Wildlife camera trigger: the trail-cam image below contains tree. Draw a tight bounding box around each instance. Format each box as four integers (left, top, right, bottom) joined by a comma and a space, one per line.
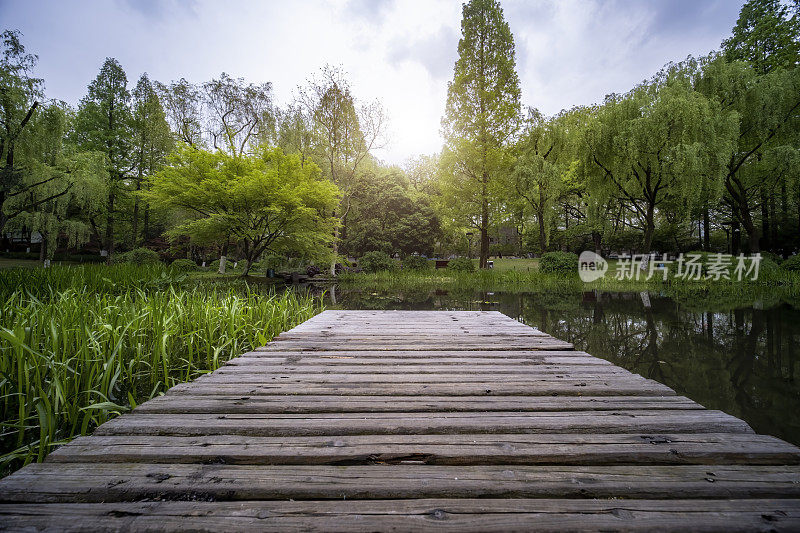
0, 30, 74, 235
130, 74, 173, 246
6, 104, 107, 264
586, 65, 737, 252
202, 73, 274, 158
299, 65, 386, 275
507, 108, 568, 254
441, 0, 521, 268
723, 0, 800, 75
697, 55, 800, 253
156, 78, 203, 147
342, 167, 441, 257
145, 144, 339, 275
73, 57, 132, 262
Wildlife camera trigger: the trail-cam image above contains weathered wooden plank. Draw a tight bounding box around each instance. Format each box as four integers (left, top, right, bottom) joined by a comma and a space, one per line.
93, 410, 752, 437
213, 364, 629, 375
141, 395, 702, 414
255, 341, 575, 351
3, 499, 799, 532
166, 381, 676, 396
47, 433, 800, 466
231, 353, 612, 365
3, 464, 799, 503
193, 373, 643, 385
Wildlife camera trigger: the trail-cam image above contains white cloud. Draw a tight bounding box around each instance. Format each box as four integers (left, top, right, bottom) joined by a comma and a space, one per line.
0, 0, 742, 164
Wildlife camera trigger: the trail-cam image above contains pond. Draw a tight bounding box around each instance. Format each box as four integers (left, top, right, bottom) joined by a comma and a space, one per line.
326, 286, 800, 447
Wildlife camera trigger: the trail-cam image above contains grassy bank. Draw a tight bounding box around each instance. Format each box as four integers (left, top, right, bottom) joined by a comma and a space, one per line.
0, 264, 323, 473
337, 263, 800, 310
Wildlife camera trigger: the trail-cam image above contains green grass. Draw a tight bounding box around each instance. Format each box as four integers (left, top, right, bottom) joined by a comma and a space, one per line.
0, 264, 323, 474
339, 262, 800, 307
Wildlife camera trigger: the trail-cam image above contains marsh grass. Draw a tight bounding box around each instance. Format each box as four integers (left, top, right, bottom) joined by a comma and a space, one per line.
0, 265, 322, 474
337, 267, 800, 305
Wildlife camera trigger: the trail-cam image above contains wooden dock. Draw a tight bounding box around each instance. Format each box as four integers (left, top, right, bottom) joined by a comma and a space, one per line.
2, 310, 800, 531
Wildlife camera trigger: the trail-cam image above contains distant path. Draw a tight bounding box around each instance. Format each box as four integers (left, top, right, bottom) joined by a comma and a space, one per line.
2, 310, 800, 531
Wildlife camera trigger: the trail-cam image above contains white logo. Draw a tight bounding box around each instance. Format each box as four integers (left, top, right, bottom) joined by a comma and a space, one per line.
579, 251, 608, 282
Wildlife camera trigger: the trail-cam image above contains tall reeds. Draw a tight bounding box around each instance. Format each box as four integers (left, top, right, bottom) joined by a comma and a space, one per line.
0, 265, 322, 473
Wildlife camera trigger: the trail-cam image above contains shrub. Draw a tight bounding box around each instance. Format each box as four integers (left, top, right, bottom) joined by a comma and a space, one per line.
539, 251, 579, 274
169, 258, 198, 272
359, 251, 397, 273
447, 257, 475, 272
781, 255, 800, 272
403, 255, 431, 270
113, 247, 161, 266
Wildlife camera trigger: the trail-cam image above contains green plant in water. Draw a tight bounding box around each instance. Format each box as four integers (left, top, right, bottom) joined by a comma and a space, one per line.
0, 268, 323, 474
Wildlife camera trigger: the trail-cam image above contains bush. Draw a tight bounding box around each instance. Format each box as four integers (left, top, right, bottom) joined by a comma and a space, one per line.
781, 255, 800, 272
403, 255, 431, 270
359, 251, 397, 273
169, 258, 198, 272
539, 251, 579, 274
113, 247, 161, 266
447, 257, 475, 272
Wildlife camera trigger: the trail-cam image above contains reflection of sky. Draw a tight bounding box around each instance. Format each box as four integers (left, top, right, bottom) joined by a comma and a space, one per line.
0, 0, 742, 164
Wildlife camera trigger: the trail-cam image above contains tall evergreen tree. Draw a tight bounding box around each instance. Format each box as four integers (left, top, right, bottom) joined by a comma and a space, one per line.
131, 73, 173, 246
441, 0, 521, 268
74, 58, 132, 262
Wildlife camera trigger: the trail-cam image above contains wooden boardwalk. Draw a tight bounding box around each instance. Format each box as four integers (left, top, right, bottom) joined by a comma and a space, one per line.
2, 310, 800, 531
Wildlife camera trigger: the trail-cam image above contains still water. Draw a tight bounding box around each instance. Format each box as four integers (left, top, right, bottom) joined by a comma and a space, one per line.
327, 287, 800, 446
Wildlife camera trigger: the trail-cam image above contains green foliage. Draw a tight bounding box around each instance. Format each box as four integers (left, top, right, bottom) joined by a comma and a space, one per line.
782, 255, 800, 272
539, 251, 579, 274
359, 251, 398, 273
112, 247, 161, 265
0, 266, 323, 472
440, 0, 522, 267
343, 168, 441, 257
145, 145, 340, 275
403, 255, 431, 270
169, 258, 198, 272
723, 0, 800, 74
448, 257, 476, 272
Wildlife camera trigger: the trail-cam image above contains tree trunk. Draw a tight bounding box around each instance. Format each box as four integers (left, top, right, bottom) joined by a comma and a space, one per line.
537, 208, 547, 254
143, 205, 150, 244
131, 198, 139, 249
703, 206, 710, 251
760, 186, 769, 251
479, 173, 489, 269
39, 233, 47, 263
330, 224, 339, 277
642, 203, 655, 253
105, 189, 115, 264
592, 231, 602, 255
218, 241, 229, 274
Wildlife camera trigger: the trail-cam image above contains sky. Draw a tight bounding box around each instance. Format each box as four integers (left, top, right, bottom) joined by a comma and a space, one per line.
0, 0, 744, 165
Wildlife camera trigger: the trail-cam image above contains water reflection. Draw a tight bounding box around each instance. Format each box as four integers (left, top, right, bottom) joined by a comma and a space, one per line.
330, 288, 800, 446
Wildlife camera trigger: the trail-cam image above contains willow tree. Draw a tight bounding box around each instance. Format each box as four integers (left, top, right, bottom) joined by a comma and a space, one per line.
506, 108, 571, 254
0, 30, 76, 236
696, 56, 800, 253
586, 66, 737, 253
8, 104, 107, 264
440, 0, 521, 268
